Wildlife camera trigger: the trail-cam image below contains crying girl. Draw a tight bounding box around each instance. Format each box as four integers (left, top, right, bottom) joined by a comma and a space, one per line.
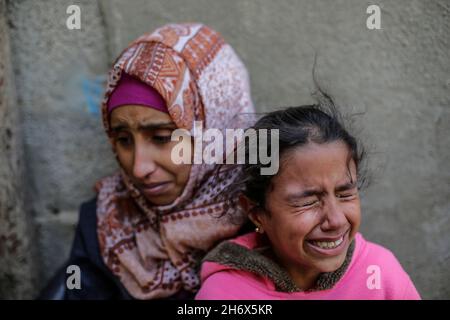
195, 94, 421, 300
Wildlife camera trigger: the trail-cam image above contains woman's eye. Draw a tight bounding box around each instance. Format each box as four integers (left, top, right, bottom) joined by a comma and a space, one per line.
116, 136, 132, 146
152, 135, 172, 144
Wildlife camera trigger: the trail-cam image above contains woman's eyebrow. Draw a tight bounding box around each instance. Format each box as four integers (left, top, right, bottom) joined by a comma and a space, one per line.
110, 121, 176, 132
137, 122, 176, 131
110, 124, 126, 133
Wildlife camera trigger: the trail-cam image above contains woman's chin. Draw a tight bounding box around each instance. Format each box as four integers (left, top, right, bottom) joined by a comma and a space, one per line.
142, 188, 182, 206
144, 194, 175, 206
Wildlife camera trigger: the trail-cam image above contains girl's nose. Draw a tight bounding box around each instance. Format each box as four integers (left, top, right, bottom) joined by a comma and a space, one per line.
320, 198, 347, 232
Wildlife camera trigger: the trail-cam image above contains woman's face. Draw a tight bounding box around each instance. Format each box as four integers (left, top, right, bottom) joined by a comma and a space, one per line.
110, 105, 192, 205
255, 141, 361, 277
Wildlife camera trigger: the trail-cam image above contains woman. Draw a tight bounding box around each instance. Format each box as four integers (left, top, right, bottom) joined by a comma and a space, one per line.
40, 23, 254, 299
196, 98, 421, 300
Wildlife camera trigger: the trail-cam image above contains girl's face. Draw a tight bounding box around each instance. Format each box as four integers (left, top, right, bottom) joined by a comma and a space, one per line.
254, 141, 361, 280
110, 105, 192, 205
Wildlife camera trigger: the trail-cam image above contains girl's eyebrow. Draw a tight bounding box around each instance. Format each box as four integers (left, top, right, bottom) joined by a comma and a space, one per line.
111, 121, 176, 132
284, 181, 357, 202
335, 181, 357, 192
285, 188, 324, 202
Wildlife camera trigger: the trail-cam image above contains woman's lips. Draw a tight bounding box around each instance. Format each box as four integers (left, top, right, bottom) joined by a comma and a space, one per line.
139, 181, 171, 196
305, 229, 350, 256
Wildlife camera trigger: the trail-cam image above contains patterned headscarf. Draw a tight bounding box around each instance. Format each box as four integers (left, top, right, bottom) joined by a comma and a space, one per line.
95, 23, 255, 299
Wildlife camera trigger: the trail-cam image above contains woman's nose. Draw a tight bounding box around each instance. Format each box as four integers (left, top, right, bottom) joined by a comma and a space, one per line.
132, 143, 157, 180
320, 198, 347, 231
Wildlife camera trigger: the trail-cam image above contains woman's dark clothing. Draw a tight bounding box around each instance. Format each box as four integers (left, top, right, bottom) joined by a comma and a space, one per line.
38, 198, 194, 300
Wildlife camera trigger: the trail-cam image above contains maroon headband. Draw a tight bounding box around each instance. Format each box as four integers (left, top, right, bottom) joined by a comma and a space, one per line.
107, 73, 168, 114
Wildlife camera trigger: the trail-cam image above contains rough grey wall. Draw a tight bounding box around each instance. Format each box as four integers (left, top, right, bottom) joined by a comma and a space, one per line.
0, 0, 36, 299
5, 0, 118, 297
1, 0, 449, 299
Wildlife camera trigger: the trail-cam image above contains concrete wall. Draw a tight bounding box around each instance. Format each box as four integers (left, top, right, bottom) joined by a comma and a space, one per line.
0, 0, 35, 299
1, 0, 448, 299
3, 0, 117, 297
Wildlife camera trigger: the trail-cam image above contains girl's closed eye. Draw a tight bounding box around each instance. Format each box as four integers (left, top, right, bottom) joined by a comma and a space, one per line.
292, 197, 320, 208
336, 191, 357, 200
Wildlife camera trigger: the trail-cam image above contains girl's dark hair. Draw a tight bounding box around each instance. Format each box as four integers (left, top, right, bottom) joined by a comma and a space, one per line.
240, 89, 368, 212
211, 86, 368, 221
212, 87, 369, 227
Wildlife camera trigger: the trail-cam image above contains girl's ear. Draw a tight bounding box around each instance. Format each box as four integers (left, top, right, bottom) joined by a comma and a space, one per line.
238, 194, 265, 228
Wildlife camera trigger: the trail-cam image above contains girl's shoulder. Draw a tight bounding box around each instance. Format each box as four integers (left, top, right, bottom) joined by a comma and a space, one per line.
354, 233, 397, 262
353, 233, 407, 273
197, 232, 421, 300
197, 232, 284, 300
348, 233, 421, 299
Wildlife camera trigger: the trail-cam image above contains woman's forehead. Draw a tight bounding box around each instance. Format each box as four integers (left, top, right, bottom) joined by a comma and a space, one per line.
110, 105, 174, 128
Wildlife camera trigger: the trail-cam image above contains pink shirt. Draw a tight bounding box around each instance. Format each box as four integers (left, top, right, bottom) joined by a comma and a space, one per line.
196, 233, 420, 300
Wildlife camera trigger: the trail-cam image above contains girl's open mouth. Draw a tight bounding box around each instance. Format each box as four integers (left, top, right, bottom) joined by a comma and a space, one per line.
309, 237, 344, 249
305, 229, 350, 256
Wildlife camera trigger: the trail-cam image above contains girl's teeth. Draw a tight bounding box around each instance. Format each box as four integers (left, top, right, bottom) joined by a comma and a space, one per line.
311, 237, 343, 249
